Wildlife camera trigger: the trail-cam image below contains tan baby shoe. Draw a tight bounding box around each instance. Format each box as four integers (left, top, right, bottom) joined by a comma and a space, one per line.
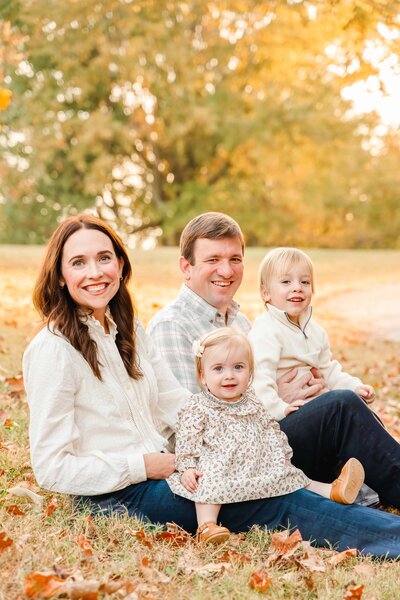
330, 458, 365, 504
196, 521, 230, 544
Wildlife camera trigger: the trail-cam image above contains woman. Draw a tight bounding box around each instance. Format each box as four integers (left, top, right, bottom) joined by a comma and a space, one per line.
23, 214, 400, 559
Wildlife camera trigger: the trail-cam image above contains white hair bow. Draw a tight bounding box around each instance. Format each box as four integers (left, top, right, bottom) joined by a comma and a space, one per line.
192, 339, 205, 358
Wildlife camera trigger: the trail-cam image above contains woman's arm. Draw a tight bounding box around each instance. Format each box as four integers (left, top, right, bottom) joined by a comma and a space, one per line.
23, 333, 148, 495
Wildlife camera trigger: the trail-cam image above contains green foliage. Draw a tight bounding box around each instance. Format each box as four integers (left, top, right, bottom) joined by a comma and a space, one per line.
1, 0, 400, 246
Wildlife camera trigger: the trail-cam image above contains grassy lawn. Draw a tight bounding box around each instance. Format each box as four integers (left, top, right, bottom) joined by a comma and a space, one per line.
1, 246, 400, 599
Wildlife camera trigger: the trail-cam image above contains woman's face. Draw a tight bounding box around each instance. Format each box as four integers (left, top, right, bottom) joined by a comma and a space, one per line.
60, 228, 124, 326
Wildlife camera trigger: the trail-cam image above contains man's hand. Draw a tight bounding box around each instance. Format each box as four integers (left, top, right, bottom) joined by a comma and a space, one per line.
277, 368, 327, 405
355, 384, 375, 404
181, 468, 202, 493
144, 453, 176, 479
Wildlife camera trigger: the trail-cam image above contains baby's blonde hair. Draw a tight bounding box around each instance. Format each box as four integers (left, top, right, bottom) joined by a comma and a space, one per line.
259, 247, 315, 303
195, 327, 254, 387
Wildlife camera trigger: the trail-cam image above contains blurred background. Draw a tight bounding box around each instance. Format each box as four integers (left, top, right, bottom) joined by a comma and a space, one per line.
1, 0, 399, 248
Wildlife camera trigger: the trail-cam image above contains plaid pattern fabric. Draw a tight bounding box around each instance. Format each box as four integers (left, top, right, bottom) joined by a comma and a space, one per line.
147, 284, 251, 393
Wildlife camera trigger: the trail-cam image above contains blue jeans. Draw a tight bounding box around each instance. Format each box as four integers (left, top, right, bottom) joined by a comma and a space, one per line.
79, 481, 400, 559
279, 390, 400, 508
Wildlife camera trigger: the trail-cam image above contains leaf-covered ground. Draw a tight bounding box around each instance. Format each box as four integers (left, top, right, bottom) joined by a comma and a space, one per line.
1, 246, 400, 599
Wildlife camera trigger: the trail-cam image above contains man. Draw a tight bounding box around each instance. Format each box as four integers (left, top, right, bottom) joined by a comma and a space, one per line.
147, 212, 400, 509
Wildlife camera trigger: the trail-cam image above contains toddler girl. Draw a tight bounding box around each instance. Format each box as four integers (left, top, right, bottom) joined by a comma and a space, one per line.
167, 328, 364, 544
249, 247, 375, 421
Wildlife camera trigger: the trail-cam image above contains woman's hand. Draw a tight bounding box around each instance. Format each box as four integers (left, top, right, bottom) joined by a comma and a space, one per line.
181, 468, 202, 493
143, 453, 176, 479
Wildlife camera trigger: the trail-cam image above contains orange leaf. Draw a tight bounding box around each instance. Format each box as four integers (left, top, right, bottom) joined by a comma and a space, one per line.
76, 535, 94, 557
3, 419, 14, 428
132, 529, 153, 547
271, 528, 303, 555
45, 498, 59, 517
329, 548, 358, 565
0, 531, 13, 552
6, 504, 25, 516
5, 375, 25, 398
248, 568, 272, 592
23, 572, 66, 599
344, 583, 364, 599
219, 549, 251, 564
156, 530, 190, 546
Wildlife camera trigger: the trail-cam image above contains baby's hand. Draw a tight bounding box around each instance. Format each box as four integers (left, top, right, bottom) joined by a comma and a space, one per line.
181, 468, 202, 493
355, 384, 375, 404
284, 399, 308, 416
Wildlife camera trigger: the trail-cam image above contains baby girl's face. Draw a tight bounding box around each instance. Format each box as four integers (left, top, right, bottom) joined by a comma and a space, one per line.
201, 343, 250, 402
264, 261, 313, 324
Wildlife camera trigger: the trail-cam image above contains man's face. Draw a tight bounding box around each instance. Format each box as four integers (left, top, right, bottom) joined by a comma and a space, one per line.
180, 237, 244, 313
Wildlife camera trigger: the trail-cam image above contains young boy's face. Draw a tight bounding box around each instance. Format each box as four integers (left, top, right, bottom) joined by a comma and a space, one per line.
263, 261, 313, 324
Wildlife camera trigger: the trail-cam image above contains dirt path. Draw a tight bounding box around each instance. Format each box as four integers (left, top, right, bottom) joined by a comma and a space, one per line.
321, 283, 400, 342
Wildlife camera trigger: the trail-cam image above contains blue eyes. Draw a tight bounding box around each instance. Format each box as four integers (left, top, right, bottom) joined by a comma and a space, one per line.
212, 364, 244, 372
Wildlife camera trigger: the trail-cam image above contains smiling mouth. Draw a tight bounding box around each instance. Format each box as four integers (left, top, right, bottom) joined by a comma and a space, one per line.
84, 283, 108, 293
288, 298, 304, 302
211, 281, 232, 287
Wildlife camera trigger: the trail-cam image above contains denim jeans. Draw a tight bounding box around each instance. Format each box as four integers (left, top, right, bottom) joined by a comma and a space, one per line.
78, 481, 400, 559
279, 390, 400, 508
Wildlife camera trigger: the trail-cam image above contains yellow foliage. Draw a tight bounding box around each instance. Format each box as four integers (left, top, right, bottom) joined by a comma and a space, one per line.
0, 88, 12, 111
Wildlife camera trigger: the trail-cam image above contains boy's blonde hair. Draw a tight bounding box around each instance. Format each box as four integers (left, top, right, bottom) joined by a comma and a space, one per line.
259, 247, 315, 303
194, 327, 254, 387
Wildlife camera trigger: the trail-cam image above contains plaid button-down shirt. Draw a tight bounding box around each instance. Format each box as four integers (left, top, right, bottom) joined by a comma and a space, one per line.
147, 284, 251, 393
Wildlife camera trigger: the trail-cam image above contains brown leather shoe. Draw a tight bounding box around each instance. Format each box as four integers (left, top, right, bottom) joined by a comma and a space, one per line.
330, 458, 365, 504
196, 522, 230, 544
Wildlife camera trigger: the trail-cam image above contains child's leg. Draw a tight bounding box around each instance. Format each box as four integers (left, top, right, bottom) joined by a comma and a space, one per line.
306, 458, 365, 505
195, 503, 221, 526
195, 503, 230, 544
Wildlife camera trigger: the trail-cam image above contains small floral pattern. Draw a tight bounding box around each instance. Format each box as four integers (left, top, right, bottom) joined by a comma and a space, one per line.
167, 386, 310, 504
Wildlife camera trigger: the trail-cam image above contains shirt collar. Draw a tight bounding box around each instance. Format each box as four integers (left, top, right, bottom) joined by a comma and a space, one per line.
80, 307, 118, 339
181, 284, 241, 326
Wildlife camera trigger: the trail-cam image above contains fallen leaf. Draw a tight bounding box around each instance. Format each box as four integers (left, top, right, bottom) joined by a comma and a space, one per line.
130, 528, 154, 547
248, 568, 272, 592
344, 583, 364, 599
3, 418, 14, 428
76, 535, 94, 557
0, 531, 13, 553
329, 548, 358, 565
45, 497, 59, 516
219, 549, 251, 564
23, 571, 66, 598
139, 556, 171, 583
271, 528, 303, 556
5, 374, 25, 398
6, 504, 25, 516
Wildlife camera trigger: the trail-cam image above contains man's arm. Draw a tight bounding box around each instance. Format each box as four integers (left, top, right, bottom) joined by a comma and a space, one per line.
147, 318, 200, 393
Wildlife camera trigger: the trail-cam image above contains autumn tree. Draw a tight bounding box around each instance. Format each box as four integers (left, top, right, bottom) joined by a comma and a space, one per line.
1, 0, 399, 246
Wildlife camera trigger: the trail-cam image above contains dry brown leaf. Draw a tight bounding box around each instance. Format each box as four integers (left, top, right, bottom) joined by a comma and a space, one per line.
45, 497, 59, 516
6, 504, 25, 516
128, 527, 154, 547
271, 528, 303, 556
248, 568, 272, 592
219, 548, 251, 564
295, 542, 326, 573
76, 535, 94, 557
23, 571, 67, 598
344, 583, 364, 599
3, 418, 14, 428
5, 374, 25, 398
329, 548, 358, 566
0, 531, 13, 553
156, 529, 191, 545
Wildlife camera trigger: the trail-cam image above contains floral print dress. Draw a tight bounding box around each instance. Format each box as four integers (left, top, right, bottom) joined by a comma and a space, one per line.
167, 387, 310, 504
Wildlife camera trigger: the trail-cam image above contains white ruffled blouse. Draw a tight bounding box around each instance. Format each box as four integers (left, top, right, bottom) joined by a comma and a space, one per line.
23, 312, 189, 496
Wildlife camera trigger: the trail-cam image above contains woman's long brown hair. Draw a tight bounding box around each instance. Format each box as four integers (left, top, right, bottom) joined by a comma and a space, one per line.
33, 214, 142, 380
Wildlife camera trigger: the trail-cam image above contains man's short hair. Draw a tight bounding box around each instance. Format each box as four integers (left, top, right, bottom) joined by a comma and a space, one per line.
180, 212, 245, 264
